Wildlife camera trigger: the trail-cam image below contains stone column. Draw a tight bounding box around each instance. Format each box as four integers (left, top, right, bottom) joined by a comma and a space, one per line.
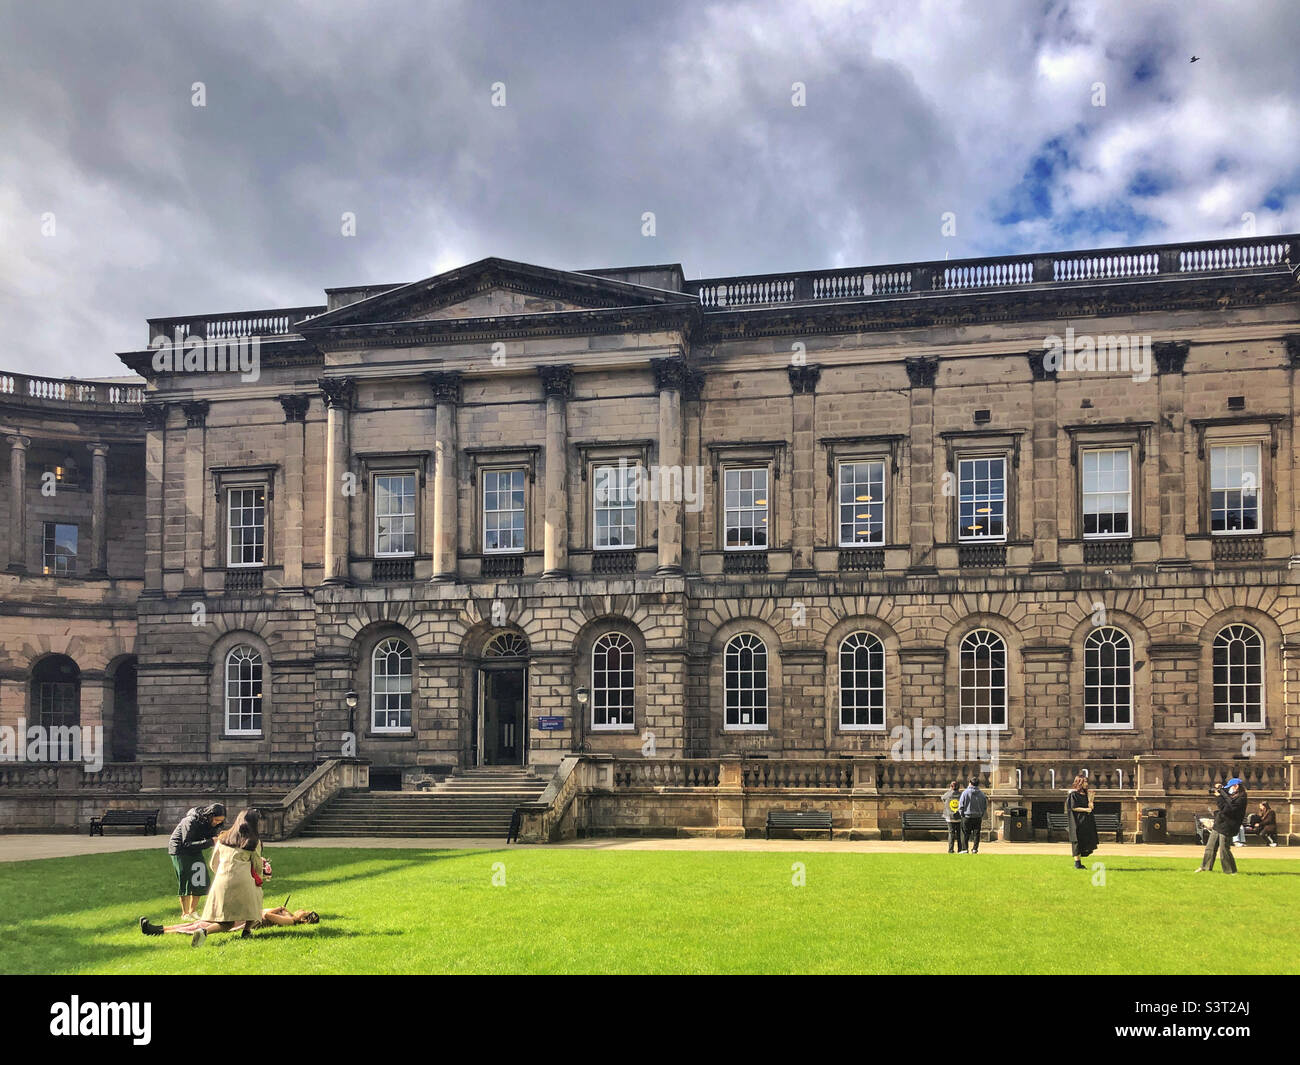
142, 403, 167, 593
1027, 352, 1060, 569
1154, 341, 1189, 565
788, 364, 821, 576
682, 370, 705, 574
5, 434, 30, 572
180, 401, 209, 592
904, 357, 939, 574
318, 378, 355, 586
538, 365, 572, 579
89, 443, 109, 575
652, 357, 686, 576
279, 394, 310, 589
428, 372, 461, 582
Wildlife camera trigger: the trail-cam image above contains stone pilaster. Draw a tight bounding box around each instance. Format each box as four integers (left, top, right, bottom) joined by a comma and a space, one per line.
652, 357, 687, 576
1285, 336, 1300, 563
279, 394, 310, 589
538, 365, 572, 578
1027, 351, 1060, 569
904, 356, 939, 574
788, 364, 820, 575
180, 401, 209, 593
428, 372, 461, 582
1154, 342, 1190, 565
90, 443, 109, 575
318, 378, 355, 586
5, 434, 30, 572
142, 402, 167, 593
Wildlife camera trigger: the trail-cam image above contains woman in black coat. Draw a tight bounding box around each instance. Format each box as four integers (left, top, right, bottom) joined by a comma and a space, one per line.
1066, 774, 1099, 869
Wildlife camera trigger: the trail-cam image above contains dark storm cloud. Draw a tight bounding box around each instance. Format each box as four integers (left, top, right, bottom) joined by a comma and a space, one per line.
0, 0, 1296, 377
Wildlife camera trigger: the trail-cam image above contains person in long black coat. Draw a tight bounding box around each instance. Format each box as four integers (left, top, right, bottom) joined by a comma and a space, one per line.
1066, 774, 1098, 869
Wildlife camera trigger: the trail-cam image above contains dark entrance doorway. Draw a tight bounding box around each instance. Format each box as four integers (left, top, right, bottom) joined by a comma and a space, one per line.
110, 658, 138, 762
479, 666, 526, 765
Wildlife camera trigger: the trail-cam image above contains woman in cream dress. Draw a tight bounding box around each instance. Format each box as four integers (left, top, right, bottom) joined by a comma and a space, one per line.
200, 808, 267, 930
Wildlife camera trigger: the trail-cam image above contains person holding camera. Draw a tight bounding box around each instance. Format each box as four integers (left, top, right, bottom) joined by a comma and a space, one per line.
167, 802, 226, 919
1196, 778, 1248, 874
198, 808, 270, 933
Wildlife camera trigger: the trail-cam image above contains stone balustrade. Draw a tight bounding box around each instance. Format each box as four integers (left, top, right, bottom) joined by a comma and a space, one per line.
690, 234, 1294, 309
0, 371, 145, 409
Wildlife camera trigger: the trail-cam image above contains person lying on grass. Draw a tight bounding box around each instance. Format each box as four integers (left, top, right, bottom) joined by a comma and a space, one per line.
139, 907, 320, 946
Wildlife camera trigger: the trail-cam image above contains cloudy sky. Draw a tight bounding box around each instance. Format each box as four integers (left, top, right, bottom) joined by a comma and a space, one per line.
1, 0, 1297, 378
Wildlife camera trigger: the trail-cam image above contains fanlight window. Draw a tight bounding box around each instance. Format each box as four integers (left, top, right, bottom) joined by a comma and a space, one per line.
484, 632, 529, 659
224, 646, 263, 735
839, 631, 885, 729
724, 633, 768, 729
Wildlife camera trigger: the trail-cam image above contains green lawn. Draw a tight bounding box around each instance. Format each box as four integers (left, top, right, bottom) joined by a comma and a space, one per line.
0, 847, 1295, 974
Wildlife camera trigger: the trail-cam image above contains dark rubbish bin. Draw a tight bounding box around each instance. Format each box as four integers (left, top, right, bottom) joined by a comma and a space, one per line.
1002, 806, 1032, 842
1142, 807, 1167, 843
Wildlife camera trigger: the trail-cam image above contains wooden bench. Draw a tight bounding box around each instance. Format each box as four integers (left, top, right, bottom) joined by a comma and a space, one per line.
88, 809, 160, 837
900, 811, 957, 841
765, 810, 832, 840
1048, 812, 1123, 843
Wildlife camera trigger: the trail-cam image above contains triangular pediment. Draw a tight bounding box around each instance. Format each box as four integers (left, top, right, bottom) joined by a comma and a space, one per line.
299, 257, 693, 331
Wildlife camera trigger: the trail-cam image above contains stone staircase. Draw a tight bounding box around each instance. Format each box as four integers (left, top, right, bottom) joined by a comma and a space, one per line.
296, 766, 552, 838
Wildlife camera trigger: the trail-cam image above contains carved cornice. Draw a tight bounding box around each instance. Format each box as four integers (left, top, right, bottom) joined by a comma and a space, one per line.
788, 364, 821, 395
426, 371, 462, 405
1152, 340, 1190, 375
1283, 334, 1300, 368
278, 394, 310, 422
904, 356, 939, 389
684, 369, 706, 402
141, 402, 169, 430
651, 356, 689, 393
181, 400, 209, 429
538, 364, 573, 399
1027, 349, 1057, 382
318, 377, 356, 411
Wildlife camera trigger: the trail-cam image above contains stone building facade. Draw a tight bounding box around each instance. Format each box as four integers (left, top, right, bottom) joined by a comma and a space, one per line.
3, 234, 1300, 830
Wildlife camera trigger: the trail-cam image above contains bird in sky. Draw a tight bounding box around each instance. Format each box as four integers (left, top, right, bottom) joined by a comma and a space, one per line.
1190, 56, 1200, 63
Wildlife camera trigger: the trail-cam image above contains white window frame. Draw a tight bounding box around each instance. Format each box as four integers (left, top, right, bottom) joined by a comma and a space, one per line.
837, 460, 886, 547
724, 633, 768, 730
224, 646, 263, 736
958, 629, 1007, 730
1209, 443, 1262, 536
723, 466, 769, 551
1083, 627, 1133, 729
1081, 447, 1132, 540
1212, 624, 1265, 729
593, 463, 638, 550
373, 471, 418, 557
482, 467, 526, 554
957, 456, 1007, 542
225, 486, 266, 568
41, 522, 78, 576
839, 631, 886, 731
591, 632, 635, 730
371, 638, 414, 733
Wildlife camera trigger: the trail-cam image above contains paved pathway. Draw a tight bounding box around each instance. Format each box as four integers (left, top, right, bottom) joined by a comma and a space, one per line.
1, 832, 1294, 862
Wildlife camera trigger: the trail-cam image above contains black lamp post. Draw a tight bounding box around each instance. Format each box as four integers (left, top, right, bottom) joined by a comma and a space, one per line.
345, 689, 358, 739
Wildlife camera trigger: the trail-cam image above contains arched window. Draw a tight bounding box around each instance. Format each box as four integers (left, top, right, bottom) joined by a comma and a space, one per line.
959, 630, 1006, 728
839, 631, 885, 729
1084, 627, 1132, 728
224, 646, 263, 735
32, 655, 80, 758
724, 633, 767, 730
372, 638, 413, 732
1213, 624, 1264, 726
592, 632, 635, 729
